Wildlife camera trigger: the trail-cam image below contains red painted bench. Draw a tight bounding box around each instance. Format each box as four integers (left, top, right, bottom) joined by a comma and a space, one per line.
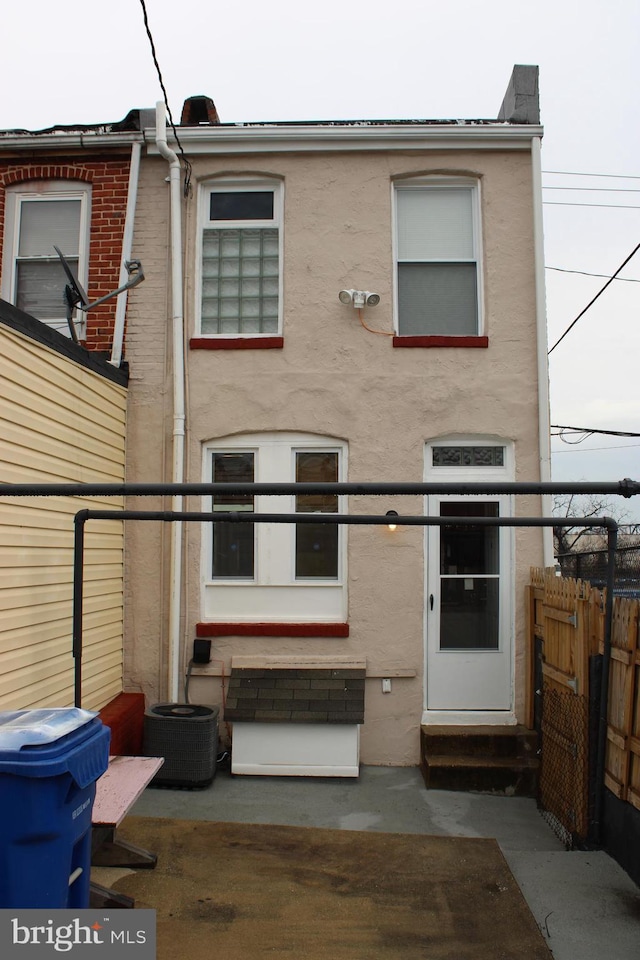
90, 755, 163, 908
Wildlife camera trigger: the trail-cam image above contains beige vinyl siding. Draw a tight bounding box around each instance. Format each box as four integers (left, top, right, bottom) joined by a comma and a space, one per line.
0, 325, 127, 711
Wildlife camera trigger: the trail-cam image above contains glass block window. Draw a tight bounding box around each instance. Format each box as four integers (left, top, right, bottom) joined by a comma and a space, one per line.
200, 184, 281, 336
395, 182, 480, 336
432, 446, 505, 467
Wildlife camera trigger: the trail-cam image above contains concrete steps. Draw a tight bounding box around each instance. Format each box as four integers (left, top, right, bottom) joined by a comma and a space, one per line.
420, 725, 539, 796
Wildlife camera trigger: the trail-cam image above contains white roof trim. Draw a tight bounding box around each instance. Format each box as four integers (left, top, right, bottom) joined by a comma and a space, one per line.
145, 123, 543, 155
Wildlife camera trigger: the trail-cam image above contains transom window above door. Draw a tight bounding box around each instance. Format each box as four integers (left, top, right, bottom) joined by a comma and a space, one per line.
199, 181, 282, 337
394, 180, 482, 339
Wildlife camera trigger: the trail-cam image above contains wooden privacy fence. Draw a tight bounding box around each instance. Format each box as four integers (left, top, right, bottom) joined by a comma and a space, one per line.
528, 568, 640, 844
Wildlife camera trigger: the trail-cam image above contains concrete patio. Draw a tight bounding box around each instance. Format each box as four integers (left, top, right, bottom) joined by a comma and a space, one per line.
127, 765, 640, 960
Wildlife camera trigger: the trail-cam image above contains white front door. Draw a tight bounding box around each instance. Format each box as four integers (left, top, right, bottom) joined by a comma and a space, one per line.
426, 495, 513, 714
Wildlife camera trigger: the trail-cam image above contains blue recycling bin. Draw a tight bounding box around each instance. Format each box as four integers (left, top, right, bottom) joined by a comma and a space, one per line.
0, 708, 110, 908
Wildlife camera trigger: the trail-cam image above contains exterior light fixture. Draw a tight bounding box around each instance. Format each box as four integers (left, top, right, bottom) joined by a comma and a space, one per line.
386, 510, 399, 531
338, 289, 380, 308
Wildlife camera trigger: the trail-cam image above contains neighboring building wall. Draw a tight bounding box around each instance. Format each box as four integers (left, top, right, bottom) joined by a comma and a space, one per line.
0, 157, 131, 351
0, 312, 127, 711
125, 145, 545, 764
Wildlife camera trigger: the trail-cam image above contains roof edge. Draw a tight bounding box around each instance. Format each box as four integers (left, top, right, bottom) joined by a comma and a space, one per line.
0, 299, 128, 387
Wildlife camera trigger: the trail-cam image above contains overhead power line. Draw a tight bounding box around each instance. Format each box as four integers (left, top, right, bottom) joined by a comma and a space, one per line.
548, 241, 640, 354
544, 186, 640, 193
543, 170, 640, 180
544, 201, 640, 209
546, 266, 640, 282
551, 425, 640, 439
138, 0, 192, 197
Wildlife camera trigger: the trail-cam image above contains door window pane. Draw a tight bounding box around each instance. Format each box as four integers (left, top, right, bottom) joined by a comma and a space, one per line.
440, 578, 499, 650
440, 502, 499, 575
439, 501, 499, 650
295, 452, 339, 579
211, 453, 254, 579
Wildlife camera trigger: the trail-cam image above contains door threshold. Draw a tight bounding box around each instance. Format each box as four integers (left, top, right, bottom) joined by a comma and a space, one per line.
422, 710, 516, 726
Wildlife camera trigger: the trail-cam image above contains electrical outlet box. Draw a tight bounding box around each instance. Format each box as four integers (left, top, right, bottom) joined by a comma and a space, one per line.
193, 638, 212, 664
382, 678, 392, 694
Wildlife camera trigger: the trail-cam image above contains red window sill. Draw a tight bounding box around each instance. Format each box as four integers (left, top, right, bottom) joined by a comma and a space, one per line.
190, 337, 284, 350
196, 622, 350, 638
392, 335, 488, 348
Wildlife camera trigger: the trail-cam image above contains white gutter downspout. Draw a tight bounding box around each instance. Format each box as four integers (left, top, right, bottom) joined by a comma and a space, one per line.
532, 135, 554, 567
156, 102, 186, 702
110, 141, 142, 367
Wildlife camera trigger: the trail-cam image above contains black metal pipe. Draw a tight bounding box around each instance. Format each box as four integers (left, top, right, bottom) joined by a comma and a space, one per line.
592, 519, 619, 844
1, 479, 640, 498
69, 508, 614, 710
72, 511, 89, 708
75, 510, 617, 527
65, 500, 619, 850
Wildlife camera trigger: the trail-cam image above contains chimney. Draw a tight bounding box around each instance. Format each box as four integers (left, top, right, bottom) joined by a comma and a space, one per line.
497, 65, 540, 124
180, 96, 220, 126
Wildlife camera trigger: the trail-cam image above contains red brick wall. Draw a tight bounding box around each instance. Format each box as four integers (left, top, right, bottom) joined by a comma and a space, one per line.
0, 156, 131, 352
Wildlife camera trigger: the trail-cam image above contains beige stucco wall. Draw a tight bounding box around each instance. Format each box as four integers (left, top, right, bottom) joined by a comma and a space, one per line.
125, 145, 545, 765
0, 323, 127, 711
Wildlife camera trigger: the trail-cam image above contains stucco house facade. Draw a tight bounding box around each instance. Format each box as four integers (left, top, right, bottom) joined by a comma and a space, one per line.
122, 65, 551, 769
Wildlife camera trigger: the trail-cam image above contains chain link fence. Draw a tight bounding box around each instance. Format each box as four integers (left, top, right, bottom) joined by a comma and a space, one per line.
556, 544, 640, 598
538, 683, 592, 847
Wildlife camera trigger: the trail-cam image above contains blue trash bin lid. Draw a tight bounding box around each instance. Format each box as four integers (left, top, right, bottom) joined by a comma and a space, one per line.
0, 708, 97, 751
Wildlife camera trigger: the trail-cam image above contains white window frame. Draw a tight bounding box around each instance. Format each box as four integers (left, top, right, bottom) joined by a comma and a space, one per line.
201, 432, 347, 622
392, 178, 483, 337
1, 181, 91, 338
196, 178, 284, 338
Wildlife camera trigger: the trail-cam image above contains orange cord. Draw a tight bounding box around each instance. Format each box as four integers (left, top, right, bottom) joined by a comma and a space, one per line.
357, 308, 394, 337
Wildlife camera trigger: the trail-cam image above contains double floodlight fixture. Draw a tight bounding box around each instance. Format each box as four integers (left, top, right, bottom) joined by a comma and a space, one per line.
338, 289, 380, 308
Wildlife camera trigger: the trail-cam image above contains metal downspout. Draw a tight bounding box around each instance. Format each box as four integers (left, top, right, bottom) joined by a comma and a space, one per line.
532, 136, 553, 566
155, 103, 186, 703
110, 140, 142, 367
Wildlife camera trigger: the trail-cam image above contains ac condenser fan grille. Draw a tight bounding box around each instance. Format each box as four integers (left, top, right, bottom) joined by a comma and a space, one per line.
143, 703, 219, 789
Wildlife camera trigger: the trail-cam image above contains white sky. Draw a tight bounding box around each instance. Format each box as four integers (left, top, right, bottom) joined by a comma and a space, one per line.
3, 0, 640, 515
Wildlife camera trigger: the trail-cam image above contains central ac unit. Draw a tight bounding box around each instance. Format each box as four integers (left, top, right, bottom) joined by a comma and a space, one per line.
143, 703, 219, 788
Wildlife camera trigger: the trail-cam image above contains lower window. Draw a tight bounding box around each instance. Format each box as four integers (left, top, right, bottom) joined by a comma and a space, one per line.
203, 433, 346, 622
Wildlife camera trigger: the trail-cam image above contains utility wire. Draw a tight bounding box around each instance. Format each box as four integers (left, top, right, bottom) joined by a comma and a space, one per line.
548, 241, 640, 354
546, 266, 640, 283
138, 0, 192, 197
544, 186, 640, 193
551, 425, 640, 437
544, 201, 640, 209
543, 170, 640, 180
553, 442, 640, 453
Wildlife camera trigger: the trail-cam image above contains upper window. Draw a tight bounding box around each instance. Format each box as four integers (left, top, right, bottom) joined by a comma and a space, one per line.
1, 182, 91, 337
199, 181, 282, 337
394, 181, 481, 338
